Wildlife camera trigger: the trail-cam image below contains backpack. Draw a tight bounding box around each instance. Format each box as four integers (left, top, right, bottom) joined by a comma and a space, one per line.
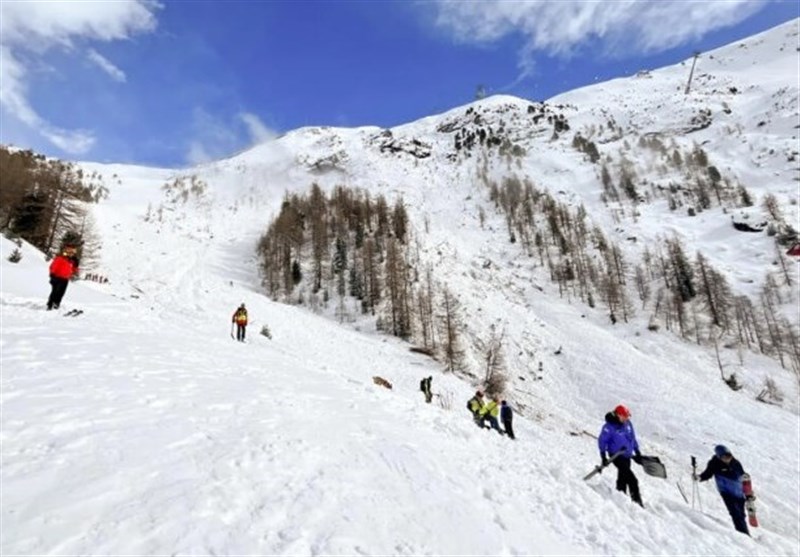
420, 379, 426, 392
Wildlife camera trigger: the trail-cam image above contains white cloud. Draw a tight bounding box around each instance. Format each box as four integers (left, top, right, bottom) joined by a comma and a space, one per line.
240, 112, 278, 143
185, 109, 278, 166
0, 45, 95, 154
87, 49, 127, 83
185, 107, 239, 165
0, 1, 159, 154
431, 0, 772, 65
187, 141, 213, 166
0, 1, 159, 48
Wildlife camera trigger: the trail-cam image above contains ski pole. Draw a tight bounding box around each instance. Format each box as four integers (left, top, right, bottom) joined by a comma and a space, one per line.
691, 456, 702, 511
676, 480, 689, 504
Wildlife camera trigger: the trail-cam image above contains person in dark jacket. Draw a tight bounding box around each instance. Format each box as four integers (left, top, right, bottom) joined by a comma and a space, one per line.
696, 445, 750, 535
47, 245, 79, 310
420, 376, 433, 403
598, 404, 643, 506
232, 303, 248, 342
500, 400, 515, 439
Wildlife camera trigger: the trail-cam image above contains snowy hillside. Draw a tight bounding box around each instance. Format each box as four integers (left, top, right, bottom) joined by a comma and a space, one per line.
2, 18, 799, 556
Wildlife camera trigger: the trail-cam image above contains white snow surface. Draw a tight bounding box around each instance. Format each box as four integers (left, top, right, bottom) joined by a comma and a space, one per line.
2, 19, 800, 556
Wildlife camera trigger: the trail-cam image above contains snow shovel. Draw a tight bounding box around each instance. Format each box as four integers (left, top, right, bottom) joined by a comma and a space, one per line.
583, 449, 626, 481
638, 455, 667, 479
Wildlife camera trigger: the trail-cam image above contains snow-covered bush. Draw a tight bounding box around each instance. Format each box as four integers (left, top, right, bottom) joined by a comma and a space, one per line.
756, 376, 783, 405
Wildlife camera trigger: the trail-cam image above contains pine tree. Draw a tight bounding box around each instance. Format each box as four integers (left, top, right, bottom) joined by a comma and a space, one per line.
439, 287, 466, 373
695, 252, 732, 330
480, 326, 507, 396
392, 199, 408, 244
77, 212, 102, 274
667, 237, 696, 302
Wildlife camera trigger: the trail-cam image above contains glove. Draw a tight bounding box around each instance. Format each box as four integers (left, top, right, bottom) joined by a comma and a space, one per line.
746, 494, 756, 502
601, 455, 609, 467
633, 452, 643, 465
691, 473, 698, 482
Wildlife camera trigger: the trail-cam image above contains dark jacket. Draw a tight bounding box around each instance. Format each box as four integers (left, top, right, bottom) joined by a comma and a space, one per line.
598, 412, 640, 459
500, 402, 513, 421
232, 308, 248, 325
699, 456, 746, 498
420, 377, 432, 394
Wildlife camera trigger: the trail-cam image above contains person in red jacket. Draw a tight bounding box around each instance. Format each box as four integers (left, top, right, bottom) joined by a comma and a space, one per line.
47, 245, 79, 310
231, 303, 248, 342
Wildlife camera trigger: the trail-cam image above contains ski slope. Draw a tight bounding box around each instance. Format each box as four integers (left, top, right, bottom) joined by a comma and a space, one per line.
2, 194, 798, 555
2, 18, 800, 556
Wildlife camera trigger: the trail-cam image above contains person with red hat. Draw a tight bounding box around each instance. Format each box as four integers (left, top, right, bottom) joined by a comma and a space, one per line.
598, 404, 644, 506
47, 245, 79, 310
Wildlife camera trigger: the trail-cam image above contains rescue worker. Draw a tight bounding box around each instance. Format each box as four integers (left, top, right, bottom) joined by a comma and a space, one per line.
696, 445, 750, 535
500, 400, 515, 439
420, 376, 433, 403
598, 404, 644, 507
47, 245, 79, 310
467, 390, 484, 427
232, 303, 248, 342
480, 396, 503, 434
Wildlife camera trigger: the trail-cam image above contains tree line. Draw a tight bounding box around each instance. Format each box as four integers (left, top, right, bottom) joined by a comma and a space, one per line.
483, 171, 799, 386
257, 184, 504, 382
0, 146, 106, 265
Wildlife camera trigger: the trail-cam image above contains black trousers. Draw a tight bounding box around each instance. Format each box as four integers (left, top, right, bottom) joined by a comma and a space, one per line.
236, 324, 246, 341
502, 418, 515, 439
721, 493, 749, 535
47, 277, 69, 310
613, 457, 642, 505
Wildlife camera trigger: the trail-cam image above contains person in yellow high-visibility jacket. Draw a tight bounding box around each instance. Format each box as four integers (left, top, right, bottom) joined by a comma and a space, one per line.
467, 391, 484, 427
479, 396, 503, 434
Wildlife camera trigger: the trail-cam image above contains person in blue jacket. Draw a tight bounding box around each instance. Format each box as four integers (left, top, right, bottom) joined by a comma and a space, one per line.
696, 445, 750, 535
598, 404, 643, 506
500, 400, 515, 440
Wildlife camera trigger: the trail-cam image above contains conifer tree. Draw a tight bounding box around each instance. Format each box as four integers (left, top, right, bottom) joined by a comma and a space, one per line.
666, 237, 696, 302
439, 287, 466, 373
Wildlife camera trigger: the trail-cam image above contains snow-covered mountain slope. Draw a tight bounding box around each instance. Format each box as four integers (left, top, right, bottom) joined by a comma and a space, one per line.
2, 18, 799, 555
2, 228, 797, 555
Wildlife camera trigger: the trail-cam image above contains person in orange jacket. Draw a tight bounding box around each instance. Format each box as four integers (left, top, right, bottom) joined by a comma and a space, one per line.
47, 245, 79, 310
232, 303, 248, 342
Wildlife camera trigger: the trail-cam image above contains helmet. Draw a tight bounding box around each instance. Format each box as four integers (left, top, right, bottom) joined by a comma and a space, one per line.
714, 444, 731, 458
240, 303, 246, 308
614, 404, 631, 419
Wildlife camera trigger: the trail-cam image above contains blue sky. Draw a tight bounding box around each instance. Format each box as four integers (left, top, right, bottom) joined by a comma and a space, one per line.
0, 1, 797, 168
